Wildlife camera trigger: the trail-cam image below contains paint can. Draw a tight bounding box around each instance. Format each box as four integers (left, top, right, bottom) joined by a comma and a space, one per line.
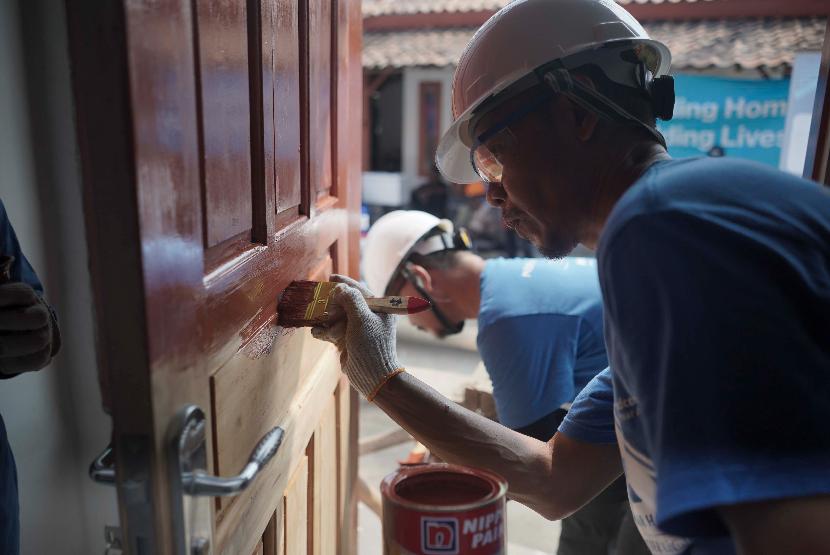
381, 463, 507, 555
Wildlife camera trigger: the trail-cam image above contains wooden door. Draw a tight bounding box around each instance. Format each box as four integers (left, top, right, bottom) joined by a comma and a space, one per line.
807, 21, 830, 184
67, 1, 362, 554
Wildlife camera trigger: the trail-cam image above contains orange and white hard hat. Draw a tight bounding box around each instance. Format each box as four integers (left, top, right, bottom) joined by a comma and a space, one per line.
435, 0, 673, 184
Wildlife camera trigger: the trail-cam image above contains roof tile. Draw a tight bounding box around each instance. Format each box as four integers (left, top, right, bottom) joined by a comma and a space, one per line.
363, 18, 827, 69
362, 0, 714, 17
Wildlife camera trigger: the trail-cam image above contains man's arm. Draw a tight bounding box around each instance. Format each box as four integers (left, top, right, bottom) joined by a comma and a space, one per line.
718, 496, 830, 555
373, 371, 622, 520
312, 275, 621, 519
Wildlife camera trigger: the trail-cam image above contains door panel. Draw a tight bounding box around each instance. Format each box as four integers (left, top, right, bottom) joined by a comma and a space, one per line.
308, 0, 334, 200
68, 0, 363, 553
274, 0, 303, 219
195, 0, 254, 249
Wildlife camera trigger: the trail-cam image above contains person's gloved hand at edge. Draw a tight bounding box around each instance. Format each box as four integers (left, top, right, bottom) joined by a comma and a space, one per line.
311, 274, 404, 401
0, 282, 58, 376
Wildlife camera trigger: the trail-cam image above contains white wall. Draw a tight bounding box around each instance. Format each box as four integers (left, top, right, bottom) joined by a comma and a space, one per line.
401, 66, 455, 191
780, 52, 823, 176
0, 1, 118, 553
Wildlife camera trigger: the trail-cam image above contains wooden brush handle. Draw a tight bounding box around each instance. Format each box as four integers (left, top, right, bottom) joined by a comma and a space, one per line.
366, 296, 430, 315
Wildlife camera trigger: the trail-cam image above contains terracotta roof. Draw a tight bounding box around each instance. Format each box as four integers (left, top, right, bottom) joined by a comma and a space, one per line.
363, 0, 714, 17
363, 17, 827, 69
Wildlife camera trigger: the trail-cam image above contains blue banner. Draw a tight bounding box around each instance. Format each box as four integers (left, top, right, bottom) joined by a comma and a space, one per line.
656, 75, 790, 167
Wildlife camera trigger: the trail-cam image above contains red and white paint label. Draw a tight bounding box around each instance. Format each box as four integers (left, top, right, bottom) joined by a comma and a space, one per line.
386, 504, 505, 555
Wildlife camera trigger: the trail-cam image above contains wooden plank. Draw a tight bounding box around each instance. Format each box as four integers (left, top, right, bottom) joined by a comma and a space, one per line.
807, 21, 830, 184
215, 346, 342, 553
211, 326, 327, 507
336, 374, 360, 555
342, 0, 364, 282
284, 456, 309, 555
308, 0, 333, 199
336, 379, 350, 550
194, 0, 253, 249
68, 1, 207, 551
313, 397, 337, 555
359, 427, 412, 455
261, 511, 278, 555
275, 0, 302, 217
251, 0, 277, 244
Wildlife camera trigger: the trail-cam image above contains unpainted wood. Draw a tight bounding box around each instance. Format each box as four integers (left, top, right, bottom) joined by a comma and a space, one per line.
262, 505, 284, 555
336, 378, 351, 551
313, 397, 338, 555
284, 456, 309, 555
216, 347, 342, 554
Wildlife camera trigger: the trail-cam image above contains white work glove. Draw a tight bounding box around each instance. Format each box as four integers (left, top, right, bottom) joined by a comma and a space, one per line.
311, 274, 403, 400
0, 282, 54, 376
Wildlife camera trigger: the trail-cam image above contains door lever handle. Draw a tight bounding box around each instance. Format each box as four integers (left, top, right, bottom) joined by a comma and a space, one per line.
88, 422, 285, 496
183, 425, 284, 497
89, 443, 116, 484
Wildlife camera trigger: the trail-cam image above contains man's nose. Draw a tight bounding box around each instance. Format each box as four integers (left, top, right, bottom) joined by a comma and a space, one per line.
486, 181, 506, 207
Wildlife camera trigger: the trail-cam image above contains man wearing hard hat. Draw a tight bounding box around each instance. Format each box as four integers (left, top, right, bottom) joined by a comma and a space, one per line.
315, 0, 830, 552
363, 209, 649, 554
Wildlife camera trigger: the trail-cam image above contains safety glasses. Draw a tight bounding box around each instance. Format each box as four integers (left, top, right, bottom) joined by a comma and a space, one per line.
400, 266, 465, 337
469, 91, 554, 184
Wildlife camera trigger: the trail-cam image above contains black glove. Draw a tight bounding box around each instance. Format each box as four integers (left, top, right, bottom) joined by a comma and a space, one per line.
0, 282, 56, 376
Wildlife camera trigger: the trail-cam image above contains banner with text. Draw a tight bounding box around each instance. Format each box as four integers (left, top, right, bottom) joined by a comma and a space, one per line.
657, 75, 790, 167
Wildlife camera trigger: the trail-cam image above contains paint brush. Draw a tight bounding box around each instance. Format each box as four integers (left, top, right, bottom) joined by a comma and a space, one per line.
277, 280, 430, 327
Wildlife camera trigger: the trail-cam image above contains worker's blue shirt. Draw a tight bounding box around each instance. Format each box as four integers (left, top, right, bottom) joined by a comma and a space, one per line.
560, 157, 830, 555
477, 257, 607, 429
0, 199, 40, 555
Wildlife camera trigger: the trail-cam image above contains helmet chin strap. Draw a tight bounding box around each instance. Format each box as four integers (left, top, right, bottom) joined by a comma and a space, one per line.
541, 68, 670, 148
400, 267, 465, 337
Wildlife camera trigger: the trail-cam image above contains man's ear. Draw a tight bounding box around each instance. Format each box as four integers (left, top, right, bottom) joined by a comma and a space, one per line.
405, 263, 433, 292
547, 88, 600, 144
562, 75, 601, 143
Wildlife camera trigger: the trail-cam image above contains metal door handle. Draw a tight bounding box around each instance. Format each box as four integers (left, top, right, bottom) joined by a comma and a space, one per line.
89, 444, 116, 484
88, 424, 284, 496
184, 425, 284, 497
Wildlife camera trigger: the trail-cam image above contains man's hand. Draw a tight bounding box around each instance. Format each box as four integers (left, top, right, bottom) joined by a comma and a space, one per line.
0, 282, 53, 375
311, 275, 403, 400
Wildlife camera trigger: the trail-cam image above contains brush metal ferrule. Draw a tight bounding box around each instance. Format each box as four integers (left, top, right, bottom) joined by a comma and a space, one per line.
304, 281, 338, 322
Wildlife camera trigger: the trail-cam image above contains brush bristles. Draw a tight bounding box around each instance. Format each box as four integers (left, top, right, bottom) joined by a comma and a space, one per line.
278, 280, 327, 327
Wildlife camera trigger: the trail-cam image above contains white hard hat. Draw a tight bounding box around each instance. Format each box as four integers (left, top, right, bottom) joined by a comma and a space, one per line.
436, 0, 673, 184
363, 211, 468, 296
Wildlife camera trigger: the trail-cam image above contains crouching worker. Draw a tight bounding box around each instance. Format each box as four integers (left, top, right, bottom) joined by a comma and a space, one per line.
361, 210, 648, 555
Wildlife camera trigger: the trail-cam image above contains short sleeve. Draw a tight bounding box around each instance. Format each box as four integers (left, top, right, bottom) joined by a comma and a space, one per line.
600, 210, 830, 537
557, 368, 616, 444
477, 313, 580, 429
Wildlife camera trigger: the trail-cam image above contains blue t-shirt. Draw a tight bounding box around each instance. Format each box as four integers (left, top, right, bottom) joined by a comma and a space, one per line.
561, 158, 830, 554
477, 257, 606, 429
